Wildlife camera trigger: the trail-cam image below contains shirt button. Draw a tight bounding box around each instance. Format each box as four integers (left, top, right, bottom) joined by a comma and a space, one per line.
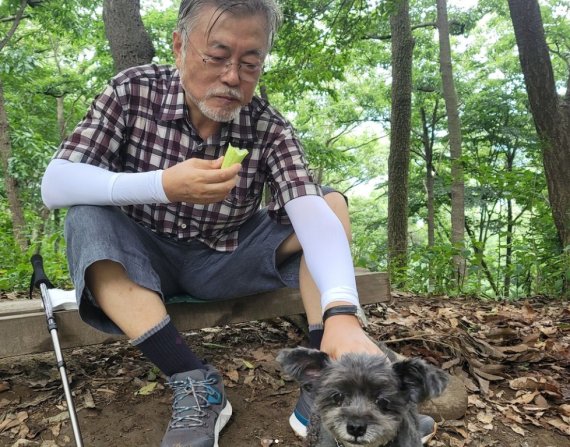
180, 223, 187, 229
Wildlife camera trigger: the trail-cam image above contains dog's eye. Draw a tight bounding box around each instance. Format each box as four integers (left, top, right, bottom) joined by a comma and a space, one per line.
332, 392, 344, 406
302, 383, 313, 392
376, 397, 391, 411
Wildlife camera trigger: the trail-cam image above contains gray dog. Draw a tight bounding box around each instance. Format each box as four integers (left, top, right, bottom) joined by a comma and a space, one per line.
277, 346, 449, 447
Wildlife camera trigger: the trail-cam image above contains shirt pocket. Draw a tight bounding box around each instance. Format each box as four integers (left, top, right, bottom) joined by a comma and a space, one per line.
224, 169, 265, 203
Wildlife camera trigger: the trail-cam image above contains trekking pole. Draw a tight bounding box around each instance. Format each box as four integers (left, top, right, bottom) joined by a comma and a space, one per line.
30, 254, 84, 447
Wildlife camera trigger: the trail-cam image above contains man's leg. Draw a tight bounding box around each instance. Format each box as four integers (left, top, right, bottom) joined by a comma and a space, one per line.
85, 260, 166, 339
277, 191, 352, 328
85, 260, 205, 375
66, 206, 231, 447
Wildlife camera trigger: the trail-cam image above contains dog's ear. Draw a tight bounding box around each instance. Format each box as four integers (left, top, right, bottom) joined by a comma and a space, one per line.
392, 358, 449, 404
276, 347, 330, 382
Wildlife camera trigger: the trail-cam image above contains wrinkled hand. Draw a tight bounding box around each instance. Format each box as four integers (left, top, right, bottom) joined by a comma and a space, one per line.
320, 314, 385, 360
162, 157, 241, 204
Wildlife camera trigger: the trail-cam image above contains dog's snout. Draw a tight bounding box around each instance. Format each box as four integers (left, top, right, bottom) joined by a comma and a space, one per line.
347, 420, 367, 438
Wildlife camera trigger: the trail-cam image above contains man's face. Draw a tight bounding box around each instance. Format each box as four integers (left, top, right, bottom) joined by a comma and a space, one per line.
173, 6, 269, 124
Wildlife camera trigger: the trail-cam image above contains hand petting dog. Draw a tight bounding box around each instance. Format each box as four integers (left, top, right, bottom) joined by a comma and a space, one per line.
320, 314, 385, 360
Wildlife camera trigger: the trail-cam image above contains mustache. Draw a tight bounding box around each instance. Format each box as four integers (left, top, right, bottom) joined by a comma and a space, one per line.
206, 87, 243, 101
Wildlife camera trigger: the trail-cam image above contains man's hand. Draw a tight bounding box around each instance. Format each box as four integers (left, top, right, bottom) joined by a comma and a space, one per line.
162, 157, 241, 204
320, 314, 385, 360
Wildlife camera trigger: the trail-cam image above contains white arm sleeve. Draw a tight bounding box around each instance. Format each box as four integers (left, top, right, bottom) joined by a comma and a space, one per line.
41, 158, 170, 209
284, 195, 359, 312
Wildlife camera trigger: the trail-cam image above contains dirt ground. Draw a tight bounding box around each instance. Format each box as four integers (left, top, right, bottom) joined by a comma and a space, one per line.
0, 293, 569, 447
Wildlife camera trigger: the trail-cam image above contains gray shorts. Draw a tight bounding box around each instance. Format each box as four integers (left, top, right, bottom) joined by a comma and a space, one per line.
64, 189, 338, 334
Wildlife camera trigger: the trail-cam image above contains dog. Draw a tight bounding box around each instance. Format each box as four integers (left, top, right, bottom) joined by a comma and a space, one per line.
277, 345, 449, 447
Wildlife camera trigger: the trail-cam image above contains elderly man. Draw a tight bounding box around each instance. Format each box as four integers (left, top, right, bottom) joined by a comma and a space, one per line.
41, 1, 435, 446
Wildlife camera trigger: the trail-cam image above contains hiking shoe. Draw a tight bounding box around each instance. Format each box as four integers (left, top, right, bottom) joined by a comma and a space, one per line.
419, 414, 437, 444
161, 365, 232, 447
289, 384, 314, 438
290, 386, 437, 445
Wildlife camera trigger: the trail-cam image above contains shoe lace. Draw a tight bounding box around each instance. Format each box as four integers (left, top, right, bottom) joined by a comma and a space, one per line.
169, 376, 219, 429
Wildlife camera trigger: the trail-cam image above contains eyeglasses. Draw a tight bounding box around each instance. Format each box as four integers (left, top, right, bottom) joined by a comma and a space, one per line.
188, 42, 263, 83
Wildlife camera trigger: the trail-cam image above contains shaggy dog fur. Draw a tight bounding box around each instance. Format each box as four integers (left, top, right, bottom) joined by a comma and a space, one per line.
277, 346, 449, 447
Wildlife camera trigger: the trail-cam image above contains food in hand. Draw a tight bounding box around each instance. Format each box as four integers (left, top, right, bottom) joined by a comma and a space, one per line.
221, 144, 249, 168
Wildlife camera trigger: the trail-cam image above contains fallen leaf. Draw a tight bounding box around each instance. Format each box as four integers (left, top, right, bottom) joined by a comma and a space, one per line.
441, 358, 461, 370
497, 344, 531, 354
477, 410, 494, 424
135, 382, 158, 396
0, 411, 28, 433
241, 359, 255, 369
508, 423, 526, 436
512, 390, 539, 405
83, 389, 96, 409
473, 367, 504, 381
225, 369, 239, 383
539, 326, 557, 337
545, 417, 570, 435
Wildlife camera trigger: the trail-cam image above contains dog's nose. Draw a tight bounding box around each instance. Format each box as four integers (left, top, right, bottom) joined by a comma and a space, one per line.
347, 421, 367, 438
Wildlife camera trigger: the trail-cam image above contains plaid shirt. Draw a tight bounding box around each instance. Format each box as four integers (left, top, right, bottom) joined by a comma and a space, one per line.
56, 64, 321, 251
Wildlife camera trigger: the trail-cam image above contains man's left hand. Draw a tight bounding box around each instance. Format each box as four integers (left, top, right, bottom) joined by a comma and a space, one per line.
320, 314, 384, 360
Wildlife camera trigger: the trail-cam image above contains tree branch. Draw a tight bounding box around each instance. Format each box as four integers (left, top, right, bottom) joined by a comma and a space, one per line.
364, 21, 437, 40
0, 0, 27, 53
0, 14, 30, 23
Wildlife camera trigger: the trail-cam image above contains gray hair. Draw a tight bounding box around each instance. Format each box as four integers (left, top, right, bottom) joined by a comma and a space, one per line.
177, 0, 283, 51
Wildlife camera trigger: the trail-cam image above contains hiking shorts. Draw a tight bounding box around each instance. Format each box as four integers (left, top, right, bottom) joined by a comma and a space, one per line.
64, 188, 339, 334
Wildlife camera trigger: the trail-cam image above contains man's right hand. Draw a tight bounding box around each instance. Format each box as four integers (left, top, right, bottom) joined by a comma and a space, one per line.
162, 157, 241, 204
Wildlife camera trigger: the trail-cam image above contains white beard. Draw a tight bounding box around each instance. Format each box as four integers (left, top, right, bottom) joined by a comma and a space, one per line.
178, 64, 243, 123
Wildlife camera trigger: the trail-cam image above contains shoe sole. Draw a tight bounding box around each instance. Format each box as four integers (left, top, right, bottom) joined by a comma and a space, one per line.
289, 412, 307, 438
421, 421, 437, 444
291, 412, 437, 445
214, 400, 233, 447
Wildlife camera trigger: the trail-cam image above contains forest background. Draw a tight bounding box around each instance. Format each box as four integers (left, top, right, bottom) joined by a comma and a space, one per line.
1, 0, 569, 301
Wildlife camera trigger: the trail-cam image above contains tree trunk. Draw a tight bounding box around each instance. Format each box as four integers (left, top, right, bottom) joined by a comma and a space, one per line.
0, 80, 28, 250
420, 103, 438, 292
436, 0, 466, 289
387, 0, 414, 286
503, 147, 516, 297
103, 0, 155, 73
507, 0, 570, 254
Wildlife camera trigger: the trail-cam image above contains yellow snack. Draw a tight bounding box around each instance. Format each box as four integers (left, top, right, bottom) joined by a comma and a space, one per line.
221, 144, 249, 168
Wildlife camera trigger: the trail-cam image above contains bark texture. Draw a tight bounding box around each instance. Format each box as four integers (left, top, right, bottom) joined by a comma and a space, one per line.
387, 0, 414, 283
508, 0, 570, 251
103, 0, 155, 73
0, 81, 28, 250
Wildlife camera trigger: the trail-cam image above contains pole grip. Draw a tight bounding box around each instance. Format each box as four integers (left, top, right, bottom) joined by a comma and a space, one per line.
29, 254, 54, 297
